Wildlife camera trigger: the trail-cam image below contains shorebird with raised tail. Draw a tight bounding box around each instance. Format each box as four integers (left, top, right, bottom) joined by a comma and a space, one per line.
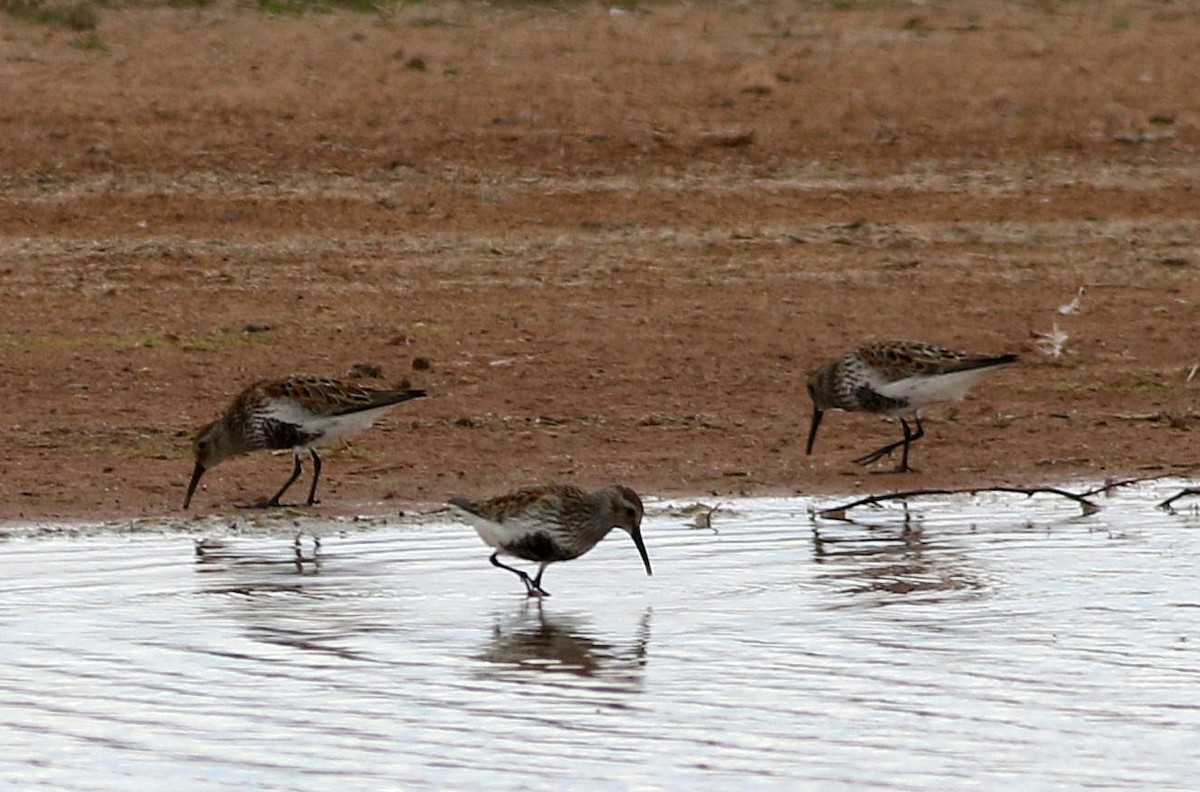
448, 484, 652, 597
805, 340, 1017, 473
183, 375, 426, 509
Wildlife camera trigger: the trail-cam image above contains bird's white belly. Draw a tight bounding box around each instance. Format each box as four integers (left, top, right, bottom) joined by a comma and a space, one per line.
449, 508, 546, 554
295, 404, 398, 447
875, 368, 995, 409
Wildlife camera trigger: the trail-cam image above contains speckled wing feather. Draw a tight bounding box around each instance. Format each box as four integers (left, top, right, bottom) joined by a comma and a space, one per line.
450, 485, 576, 559
855, 341, 1015, 381
452, 484, 582, 523
937, 352, 1019, 373
256, 376, 426, 417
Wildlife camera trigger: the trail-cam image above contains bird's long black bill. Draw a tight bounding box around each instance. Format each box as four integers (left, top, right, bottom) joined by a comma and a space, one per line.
805, 406, 824, 455
183, 462, 205, 510
631, 527, 653, 576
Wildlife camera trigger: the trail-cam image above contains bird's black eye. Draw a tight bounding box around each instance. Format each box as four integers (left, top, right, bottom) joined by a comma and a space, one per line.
197, 440, 208, 452
623, 506, 637, 520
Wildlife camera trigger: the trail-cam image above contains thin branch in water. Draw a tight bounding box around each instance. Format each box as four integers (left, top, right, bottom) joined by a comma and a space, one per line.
1077, 474, 1180, 499
818, 485, 1100, 520
1158, 488, 1200, 511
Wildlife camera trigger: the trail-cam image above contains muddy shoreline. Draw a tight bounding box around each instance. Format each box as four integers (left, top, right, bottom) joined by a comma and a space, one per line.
2, 2, 1199, 522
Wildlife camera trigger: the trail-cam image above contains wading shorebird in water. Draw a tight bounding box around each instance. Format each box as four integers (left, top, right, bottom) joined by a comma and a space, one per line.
449, 484, 652, 597
806, 340, 1017, 473
183, 375, 426, 509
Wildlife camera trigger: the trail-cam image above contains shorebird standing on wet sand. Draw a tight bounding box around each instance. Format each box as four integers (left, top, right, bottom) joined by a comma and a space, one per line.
183, 375, 427, 509
805, 340, 1017, 473
448, 484, 652, 597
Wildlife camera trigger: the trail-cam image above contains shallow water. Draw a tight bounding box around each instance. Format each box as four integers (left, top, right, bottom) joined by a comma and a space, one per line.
3, 481, 1200, 790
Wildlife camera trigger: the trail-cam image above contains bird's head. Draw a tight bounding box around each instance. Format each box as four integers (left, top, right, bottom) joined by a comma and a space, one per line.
183, 420, 236, 509
806, 363, 837, 411
608, 485, 652, 577
805, 363, 837, 455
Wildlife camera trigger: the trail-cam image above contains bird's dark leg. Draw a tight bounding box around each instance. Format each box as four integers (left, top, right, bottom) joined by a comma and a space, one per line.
852, 416, 924, 472
852, 436, 907, 467
490, 552, 534, 592
805, 406, 824, 456
529, 563, 551, 598
896, 416, 925, 473
305, 448, 322, 506
265, 453, 304, 507
490, 552, 549, 597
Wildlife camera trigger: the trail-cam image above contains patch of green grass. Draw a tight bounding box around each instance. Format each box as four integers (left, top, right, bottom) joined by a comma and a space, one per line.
256, 0, 422, 14
70, 30, 106, 49
1050, 377, 1166, 394
820, 0, 928, 9
1113, 378, 1166, 392
0, 330, 265, 350
2, 0, 98, 30
487, 0, 589, 6
4, 0, 627, 25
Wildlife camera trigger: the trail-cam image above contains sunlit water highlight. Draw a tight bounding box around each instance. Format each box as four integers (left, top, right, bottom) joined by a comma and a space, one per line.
3, 481, 1200, 790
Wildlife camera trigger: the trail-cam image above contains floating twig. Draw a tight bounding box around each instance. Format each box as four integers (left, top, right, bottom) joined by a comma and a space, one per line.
1077, 474, 1182, 499
818, 485, 1100, 520
1111, 411, 1200, 424
1158, 488, 1200, 511
670, 502, 723, 532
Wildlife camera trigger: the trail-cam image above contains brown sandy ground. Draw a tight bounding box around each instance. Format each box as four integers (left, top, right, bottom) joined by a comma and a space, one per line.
1, 0, 1199, 523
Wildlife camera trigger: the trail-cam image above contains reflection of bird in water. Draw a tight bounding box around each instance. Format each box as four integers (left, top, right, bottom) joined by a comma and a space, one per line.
477, 602, 651, 684
192, 539, 376, 662
195, 535, 322, 575
810, 521, 985, 603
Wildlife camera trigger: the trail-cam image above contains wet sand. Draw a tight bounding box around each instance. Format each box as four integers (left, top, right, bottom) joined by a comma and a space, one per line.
2, 2, 1199, 522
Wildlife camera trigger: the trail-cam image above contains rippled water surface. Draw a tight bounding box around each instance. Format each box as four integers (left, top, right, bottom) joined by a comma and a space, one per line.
4, 481, 1200, 790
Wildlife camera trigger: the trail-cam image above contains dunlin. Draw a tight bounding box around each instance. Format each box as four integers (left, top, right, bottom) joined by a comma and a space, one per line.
805, 340, 1017, 472
449, 484, 652, 597
183, 375, 426, 509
